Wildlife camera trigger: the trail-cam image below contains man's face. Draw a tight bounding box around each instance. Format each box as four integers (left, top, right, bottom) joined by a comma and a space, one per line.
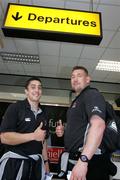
71, 69, 90, 94
25, 80, 42, 103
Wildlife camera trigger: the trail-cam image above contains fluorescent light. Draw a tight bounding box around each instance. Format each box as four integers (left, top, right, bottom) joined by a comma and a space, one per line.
96, 60, 120, 72
0, 52, 40, 64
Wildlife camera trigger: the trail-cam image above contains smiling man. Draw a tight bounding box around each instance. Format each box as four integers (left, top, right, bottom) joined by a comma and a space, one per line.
0, 77, 49, 180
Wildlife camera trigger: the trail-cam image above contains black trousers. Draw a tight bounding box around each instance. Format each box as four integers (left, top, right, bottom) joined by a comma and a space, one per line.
67, 153, 117, 180
2, 158, 42, 180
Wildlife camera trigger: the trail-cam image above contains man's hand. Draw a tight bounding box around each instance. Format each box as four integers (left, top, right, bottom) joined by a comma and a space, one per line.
70, 160, 88, 180
34, 122, 46, 141
55, 120, 64, 137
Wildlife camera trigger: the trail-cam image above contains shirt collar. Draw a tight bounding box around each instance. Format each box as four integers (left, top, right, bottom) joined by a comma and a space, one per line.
24, 99, 41, 110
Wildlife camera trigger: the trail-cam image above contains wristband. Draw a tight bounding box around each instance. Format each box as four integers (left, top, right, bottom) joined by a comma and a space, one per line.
44, 159, 49, 163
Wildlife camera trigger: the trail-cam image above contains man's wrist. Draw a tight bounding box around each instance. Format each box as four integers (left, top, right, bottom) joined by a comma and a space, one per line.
31, 132, 35, 141
44, 159, 49, 163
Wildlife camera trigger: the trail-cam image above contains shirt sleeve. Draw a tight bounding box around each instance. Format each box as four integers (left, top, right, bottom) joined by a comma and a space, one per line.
0, 103, 18, 132
84, 89, 106, 122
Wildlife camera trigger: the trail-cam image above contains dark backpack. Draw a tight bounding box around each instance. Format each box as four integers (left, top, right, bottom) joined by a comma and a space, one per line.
100, 101, 120, 153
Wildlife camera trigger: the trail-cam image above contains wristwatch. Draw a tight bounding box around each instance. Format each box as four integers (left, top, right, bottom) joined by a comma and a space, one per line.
80, 155, 89, 163
44, 159, 49, 163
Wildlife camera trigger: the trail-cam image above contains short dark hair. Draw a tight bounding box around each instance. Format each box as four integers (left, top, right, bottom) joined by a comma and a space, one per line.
25, 77, 42, 89
72, 66, 88, 75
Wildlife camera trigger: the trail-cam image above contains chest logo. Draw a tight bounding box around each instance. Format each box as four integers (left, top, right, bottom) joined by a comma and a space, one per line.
25, 118, 31, 122
91, 106, 102, 113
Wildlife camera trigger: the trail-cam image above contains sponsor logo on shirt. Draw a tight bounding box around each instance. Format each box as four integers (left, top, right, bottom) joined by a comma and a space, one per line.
91, 106, 102, 113
109, 121, 118, 132
25, 118, 31, 122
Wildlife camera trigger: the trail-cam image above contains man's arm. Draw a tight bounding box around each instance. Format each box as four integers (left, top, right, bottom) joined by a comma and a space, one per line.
81, 115, 106, 159
1, 122, 46, 145
42, 140, 50, 173
70, 115, 105, 180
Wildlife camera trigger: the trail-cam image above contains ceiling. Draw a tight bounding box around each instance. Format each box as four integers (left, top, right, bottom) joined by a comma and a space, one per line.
0, 0, 120, 103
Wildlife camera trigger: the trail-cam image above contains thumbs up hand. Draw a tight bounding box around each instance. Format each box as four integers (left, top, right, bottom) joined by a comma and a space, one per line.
56, 119, 64, 137
39, 122, 43, 129
57, 119, 62, 126
34, 122, 46, 142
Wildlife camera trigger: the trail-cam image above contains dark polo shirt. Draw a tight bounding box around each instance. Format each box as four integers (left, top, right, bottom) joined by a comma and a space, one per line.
64, 86, 106, 153
0, 99, 49, 155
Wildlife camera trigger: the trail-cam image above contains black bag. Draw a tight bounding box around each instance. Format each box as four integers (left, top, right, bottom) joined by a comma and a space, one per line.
100, 101, 120, 153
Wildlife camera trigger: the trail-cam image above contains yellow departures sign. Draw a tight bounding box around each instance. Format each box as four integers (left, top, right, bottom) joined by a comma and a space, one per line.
2, 3, 103, 45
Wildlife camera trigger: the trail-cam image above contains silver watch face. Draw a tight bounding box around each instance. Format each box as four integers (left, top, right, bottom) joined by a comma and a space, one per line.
80, 155, 89, 162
